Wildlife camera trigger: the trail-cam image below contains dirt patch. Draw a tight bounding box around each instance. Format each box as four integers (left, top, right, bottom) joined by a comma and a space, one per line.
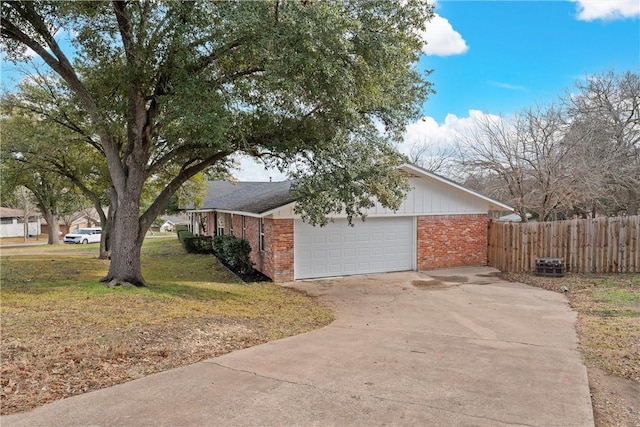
589, 366, 640, 427
412, 279, 451, 290
429, 275, 469, 283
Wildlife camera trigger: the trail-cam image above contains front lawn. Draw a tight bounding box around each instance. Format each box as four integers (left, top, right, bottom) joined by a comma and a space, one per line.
0, 237, 333, 415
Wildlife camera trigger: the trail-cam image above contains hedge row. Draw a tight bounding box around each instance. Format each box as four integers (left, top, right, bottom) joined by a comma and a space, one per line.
175, 227, 254, 277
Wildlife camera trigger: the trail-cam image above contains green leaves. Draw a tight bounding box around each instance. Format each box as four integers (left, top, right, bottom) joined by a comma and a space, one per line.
290, 128, 410, 226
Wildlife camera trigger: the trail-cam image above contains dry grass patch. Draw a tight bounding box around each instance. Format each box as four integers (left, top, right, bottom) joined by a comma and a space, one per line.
0, 238, 333, 415
506, 273, 639, 427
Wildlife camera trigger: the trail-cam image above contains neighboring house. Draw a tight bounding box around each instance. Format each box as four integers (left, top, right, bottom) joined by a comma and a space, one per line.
0, 207, 41, 238
158, 215, 188, 233
56, 208, 105, 236
187, 164, 512, 282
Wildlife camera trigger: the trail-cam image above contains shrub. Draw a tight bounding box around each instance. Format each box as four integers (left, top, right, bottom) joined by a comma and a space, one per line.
213, 235, 253, 275
183, 236, 214, 254
174, 224, 189, 233
177, 229, 193, 244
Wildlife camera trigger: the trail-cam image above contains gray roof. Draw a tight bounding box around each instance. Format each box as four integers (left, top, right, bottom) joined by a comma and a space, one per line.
0, 207, 25, 218
161, 215, 189, 225
193, 181, 295, 215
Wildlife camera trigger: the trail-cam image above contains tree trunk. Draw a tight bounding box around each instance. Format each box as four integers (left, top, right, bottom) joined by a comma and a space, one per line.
42, 210, 60, 244
99, 204, 114, 260
101, 198, 146, 287
23, 216, 28, 242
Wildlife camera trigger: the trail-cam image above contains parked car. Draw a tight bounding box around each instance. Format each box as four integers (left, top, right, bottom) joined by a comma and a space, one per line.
63, 227, 102, 244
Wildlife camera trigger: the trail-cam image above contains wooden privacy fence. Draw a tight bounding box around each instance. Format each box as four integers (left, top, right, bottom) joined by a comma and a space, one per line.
487, 215, 640, 274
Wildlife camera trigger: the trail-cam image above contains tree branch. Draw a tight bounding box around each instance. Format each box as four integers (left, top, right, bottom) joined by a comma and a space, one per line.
139, 151, 231, 234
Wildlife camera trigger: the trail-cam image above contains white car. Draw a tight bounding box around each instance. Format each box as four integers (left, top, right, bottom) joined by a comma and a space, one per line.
63, 228, 102, 244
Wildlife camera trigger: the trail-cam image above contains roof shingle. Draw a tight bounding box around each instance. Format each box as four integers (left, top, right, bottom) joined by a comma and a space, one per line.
193, 181, 295, 214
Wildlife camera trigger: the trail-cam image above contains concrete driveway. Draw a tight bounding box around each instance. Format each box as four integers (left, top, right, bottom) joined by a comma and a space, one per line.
3, 267, 593, 426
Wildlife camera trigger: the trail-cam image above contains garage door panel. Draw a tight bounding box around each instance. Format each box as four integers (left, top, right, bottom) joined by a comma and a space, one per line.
294, 217, 414, 279
371, 247, 384, 256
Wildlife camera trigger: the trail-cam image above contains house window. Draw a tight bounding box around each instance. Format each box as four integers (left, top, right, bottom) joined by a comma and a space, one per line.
229, 214, 234, 236
242, 216, 246, 240
217, 214, 225, 236
259, 218, 265, 251
1, 218, 13, 225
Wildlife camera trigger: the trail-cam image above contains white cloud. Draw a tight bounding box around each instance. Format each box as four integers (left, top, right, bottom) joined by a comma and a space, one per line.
572, 0, 640, 20
399, 110, 501, 156
421, 14, 469, 56
489, 81, 527, 91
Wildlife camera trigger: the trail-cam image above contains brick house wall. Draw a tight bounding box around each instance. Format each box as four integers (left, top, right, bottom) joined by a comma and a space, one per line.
417, 214, 488, 270
196, 212, 215, 236
212, 214, 294, 282
268, 219, 294, 282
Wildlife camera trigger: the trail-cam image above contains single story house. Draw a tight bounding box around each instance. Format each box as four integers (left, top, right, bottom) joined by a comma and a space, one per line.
0, 207, 41, 238
187, 164, 512, 282
158, 215, 189, 233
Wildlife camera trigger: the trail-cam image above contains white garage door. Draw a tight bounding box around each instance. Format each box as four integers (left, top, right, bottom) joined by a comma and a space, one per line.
294, 217, 414, 279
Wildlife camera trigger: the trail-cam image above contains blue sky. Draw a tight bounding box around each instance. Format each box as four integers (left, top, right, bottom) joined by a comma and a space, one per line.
419, 0, 639, 123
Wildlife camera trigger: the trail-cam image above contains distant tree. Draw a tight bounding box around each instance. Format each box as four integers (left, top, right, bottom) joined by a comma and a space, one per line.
56, 191, 93, 231
0, 91, 111, 251
2, 113, 63, 243
458, 106, 581, 221
1, 1, 433, 286
1, 186, 37, 241
408, 139, 456, 175
564, 70, 640, 215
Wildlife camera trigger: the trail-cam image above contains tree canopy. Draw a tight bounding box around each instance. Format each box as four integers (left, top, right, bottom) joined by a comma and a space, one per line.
1, 0, 434, 286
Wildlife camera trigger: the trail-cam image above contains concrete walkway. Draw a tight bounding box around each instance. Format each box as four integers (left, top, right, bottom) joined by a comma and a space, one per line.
3, 267, 594, 426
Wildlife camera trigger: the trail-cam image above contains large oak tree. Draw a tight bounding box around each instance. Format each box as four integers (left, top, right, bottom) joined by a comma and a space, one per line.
1, 1, 433, 286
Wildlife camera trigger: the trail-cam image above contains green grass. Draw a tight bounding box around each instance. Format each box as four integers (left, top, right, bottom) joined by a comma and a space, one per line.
1, 237, 333, 334
590, 288, 640, 317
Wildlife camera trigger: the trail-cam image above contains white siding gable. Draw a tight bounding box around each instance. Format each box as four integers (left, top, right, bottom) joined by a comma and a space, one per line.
365, 176, 490, 216
269, 175, 497, 220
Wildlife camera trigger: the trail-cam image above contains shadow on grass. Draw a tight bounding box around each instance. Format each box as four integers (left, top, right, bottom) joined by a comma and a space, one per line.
147, 282, 241, 301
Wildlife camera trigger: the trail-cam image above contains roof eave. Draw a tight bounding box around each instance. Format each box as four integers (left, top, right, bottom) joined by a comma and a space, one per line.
209, 200, 297, 218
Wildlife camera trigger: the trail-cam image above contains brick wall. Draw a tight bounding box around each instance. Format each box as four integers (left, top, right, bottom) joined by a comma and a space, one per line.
268, 219, 294, 282
242, 215, 261, 270
417, 214, 488, 270
224, 215, 294, 282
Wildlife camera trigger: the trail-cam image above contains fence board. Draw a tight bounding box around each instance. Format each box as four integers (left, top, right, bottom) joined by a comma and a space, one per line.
487, 216, 640, 274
